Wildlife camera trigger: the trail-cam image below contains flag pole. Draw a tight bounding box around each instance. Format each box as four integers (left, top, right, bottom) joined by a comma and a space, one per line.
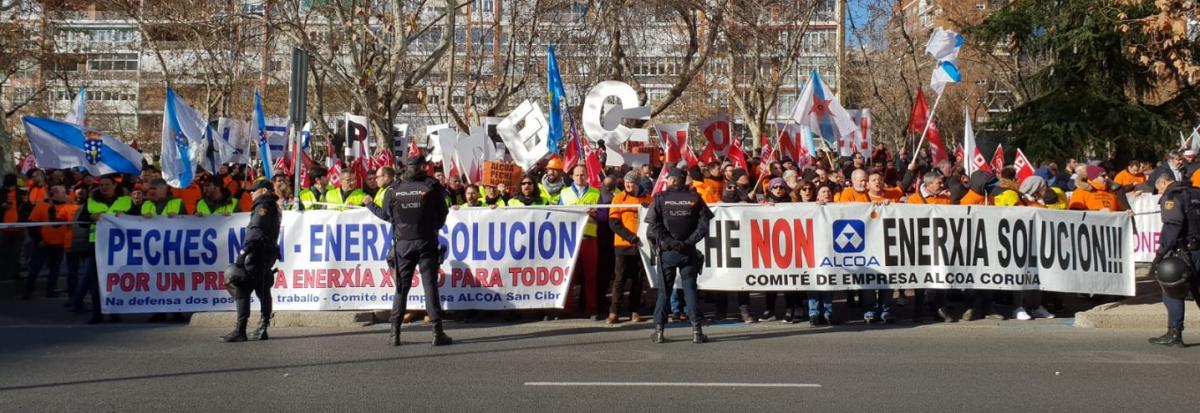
908, 88, 944, 168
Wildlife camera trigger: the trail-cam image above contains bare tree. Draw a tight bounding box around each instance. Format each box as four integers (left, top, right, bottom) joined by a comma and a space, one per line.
269, 0, 461, 151
723, 0, 821, 142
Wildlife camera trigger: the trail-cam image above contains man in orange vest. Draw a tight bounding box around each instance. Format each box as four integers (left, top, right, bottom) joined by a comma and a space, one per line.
23, 185, 68, 299
608, 171, 651, 324
835, 169, 871, 203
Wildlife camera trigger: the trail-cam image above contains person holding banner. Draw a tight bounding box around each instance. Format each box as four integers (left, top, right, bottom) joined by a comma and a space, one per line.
505, 175, 548, 206
378, 155, 453, 347
719, 169, 754, 323
323, 169, 367, 210
222, 180, 281, 343
608, 171, 650, 324
140, 179, 184, 217
82, 175, 132, 324
195, 178, 238, 216
761, 178, 804, 323
646, 167, 714, 344
299, 166, 327, 209
561, 165, 602, 319
539, 157, 567, 205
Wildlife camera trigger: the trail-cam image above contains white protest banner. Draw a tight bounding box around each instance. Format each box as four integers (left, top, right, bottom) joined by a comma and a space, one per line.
1130, 193, 1161, 262
96, 208, 588, 314
638, 203, 1135, 296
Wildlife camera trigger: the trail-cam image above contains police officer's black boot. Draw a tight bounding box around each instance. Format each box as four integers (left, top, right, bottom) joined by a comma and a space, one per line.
431, 321, 453, 346
652, 326, 666, 343
1149, 328, 1185, 348
692, 325, 708, 344
220, 319, 248, 343
221, 298, 250, 342
249, 314, 271, 341
389, 322, 402, 346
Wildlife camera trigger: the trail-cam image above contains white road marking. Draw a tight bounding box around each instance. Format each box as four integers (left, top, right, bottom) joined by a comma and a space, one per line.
524, 382, 820, 388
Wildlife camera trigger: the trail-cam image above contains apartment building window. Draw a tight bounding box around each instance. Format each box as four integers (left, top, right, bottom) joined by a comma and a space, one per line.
88, 54, 138, 71
83, 90, 136, 102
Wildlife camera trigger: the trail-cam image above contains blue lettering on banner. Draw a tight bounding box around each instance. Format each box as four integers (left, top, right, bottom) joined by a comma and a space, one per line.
438, 218, 579, 262
107, 228, 221, 266
308, 223, 392, 263
227, 228, 246, 260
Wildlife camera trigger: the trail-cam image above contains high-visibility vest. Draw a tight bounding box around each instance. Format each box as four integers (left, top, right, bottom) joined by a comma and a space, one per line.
298, 188, 320, 209
560, 184, 600, 237
323, 187, 367, 210
195, 198, 238, 216
539, 183, 563, 205
141, 198, 184, 217
374, 187, 387, 208
87, 196, 133, 242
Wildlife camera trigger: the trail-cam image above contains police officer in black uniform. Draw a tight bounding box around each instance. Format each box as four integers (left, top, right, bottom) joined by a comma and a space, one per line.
645, 167, 714, 344
371, 155, 452, 347
1150, 174, 1200, 347
222, 180, 281, 343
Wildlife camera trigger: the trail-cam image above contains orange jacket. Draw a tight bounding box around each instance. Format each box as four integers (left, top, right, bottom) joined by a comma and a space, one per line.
1114, 170, 1145, 188
609, 191, 650, 248
868, 188, 904, 203
692, 181, 721, 204
27, 201, 67, 246
958, 190, 993, 205
1069, 188, 1122, 211
906, 191, 953, 204
27, 185, 46, 204
55, 203, 79, 249
835, 187, 871, 203
173, 184, 203, 215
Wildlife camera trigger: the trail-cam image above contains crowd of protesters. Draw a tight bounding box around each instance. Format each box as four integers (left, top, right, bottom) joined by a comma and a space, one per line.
0, 141, 1172, 325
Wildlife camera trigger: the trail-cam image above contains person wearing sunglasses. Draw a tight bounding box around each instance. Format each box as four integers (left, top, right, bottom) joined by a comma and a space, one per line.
760, 178, 804, 323
505, 175, 547, 206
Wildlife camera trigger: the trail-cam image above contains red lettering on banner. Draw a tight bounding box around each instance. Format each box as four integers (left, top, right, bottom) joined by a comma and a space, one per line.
155, 273, 185, 291
203, 272, 220, 290
380, 268, 395, 287
749, 219, 816, 269
276, 272, 290, 288
107, 273, 151, 292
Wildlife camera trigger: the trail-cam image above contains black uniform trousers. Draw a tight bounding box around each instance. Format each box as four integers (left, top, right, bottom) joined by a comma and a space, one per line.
390, 239, 444, 324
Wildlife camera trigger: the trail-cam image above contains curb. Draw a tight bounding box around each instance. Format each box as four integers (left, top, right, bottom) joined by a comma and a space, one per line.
1074, 294, 1200, 329
189, 310, 387, 328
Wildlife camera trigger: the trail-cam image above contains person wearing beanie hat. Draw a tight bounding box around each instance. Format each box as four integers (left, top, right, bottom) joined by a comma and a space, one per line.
959, 170, 999, 205
1069, 165, 1123, 212
607, 169, 651, 324
645, 161, 714, 344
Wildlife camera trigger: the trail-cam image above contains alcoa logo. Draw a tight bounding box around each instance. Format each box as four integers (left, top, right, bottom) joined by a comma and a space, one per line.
832, 219, 866, 253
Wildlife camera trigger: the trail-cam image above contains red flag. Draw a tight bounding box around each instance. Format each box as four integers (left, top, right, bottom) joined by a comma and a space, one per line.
372, 151, 394, 169
651, 163, 671, 195
681, 143, 700, 168
954, 146, 964, 164
328, 161, 343, 187
908, 89, 948, 163
758, 141, 776, 178
272, 151, 292, 176
698, 145, 717, 164
408, 138, 421, 158
971, 147, 993, 173
991, 144, 1005, 172
563, 135, 581, 172
726, 138, 748, 171
1014, 149, 1036, 183
584, 146, 604, 188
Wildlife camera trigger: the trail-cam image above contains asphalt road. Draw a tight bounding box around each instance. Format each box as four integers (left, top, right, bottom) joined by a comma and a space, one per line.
1, 317, 1198, 412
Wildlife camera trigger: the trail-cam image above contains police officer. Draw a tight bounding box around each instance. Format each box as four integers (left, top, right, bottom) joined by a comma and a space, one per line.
366, 155, 452, 347
1150, 174, 1200, 347
645, 167, 714, 344
221, 180, 281, 343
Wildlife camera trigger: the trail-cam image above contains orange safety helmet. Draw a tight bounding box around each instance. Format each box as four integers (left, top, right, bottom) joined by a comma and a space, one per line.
546, 156, 564, 171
